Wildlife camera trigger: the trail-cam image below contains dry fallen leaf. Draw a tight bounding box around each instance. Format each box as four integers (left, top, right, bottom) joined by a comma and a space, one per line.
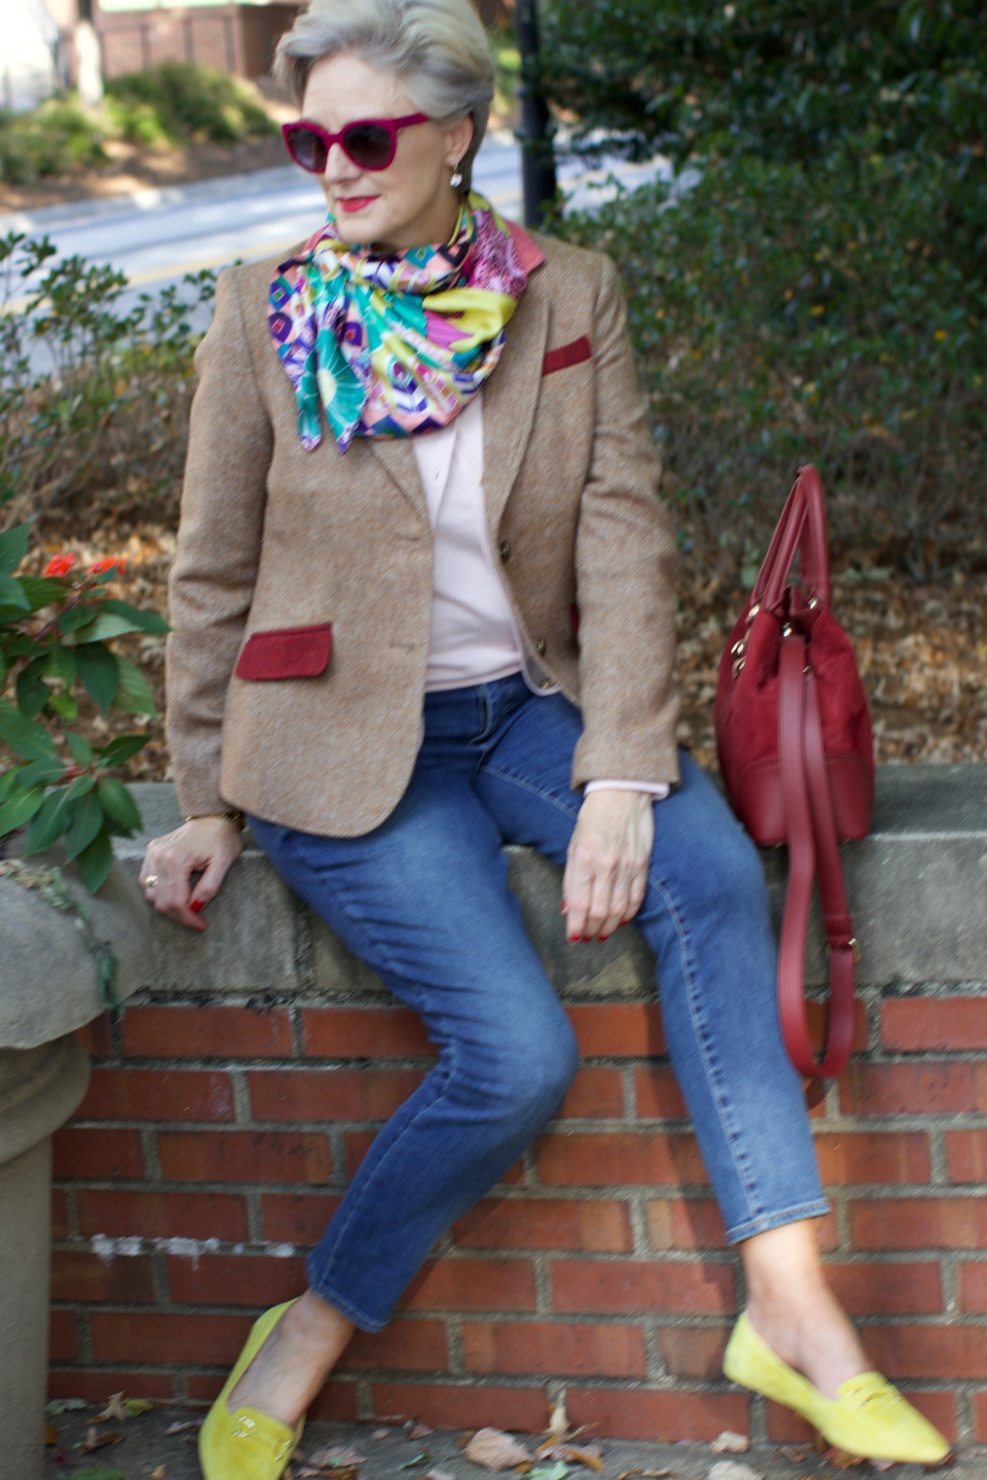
150, 1467, 167, 1480
547, 1397, 569, 1441
373, 1430, 391, 1441
95, 1393, 129, 1423
710, 1433, 749, 1455
465, 1427, 533, 1471
164, 1420, 200, 1435
426, 1470, 457, 1480
45, 1420, 58, 1445
537, 1445, 604, 1472
408, 1421, 435, 1440
615, 1470, 675, 1480
46, 1398, 89, 1416
707, 1463, 763, 1480
80, 1426, 125, 1453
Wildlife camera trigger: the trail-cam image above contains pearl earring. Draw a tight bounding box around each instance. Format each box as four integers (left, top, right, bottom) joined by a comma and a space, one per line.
450, 168, 463, 187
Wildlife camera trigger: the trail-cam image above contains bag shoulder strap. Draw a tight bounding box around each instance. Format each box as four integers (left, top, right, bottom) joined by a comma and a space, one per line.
777, 632, 857, 1079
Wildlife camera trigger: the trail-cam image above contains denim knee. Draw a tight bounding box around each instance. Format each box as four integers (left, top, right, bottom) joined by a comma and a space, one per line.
471, 1007, 579, 1133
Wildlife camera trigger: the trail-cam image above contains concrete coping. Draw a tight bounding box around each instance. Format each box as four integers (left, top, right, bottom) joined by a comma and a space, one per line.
1, 766, 984, 1047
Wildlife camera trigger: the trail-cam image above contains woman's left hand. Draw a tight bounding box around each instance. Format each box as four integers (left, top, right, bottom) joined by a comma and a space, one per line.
563, 789, 654, 943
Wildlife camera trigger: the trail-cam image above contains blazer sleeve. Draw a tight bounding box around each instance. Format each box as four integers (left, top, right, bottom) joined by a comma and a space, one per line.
165, 267, 273, 818
571, 254, 681, 791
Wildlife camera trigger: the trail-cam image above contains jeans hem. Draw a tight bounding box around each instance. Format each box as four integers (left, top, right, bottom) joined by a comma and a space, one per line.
724, 1197, 831, 1245
305, 1257, 390, 1334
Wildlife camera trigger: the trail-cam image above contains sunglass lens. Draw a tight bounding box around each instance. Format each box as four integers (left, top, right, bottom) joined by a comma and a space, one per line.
343, 122, 394, 170
288, 126, 327, 173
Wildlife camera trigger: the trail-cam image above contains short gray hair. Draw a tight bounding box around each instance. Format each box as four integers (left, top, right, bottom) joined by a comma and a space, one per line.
275, 0, 495, 190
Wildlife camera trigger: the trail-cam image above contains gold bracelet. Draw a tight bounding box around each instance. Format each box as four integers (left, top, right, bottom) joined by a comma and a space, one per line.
185, 811, 246, 831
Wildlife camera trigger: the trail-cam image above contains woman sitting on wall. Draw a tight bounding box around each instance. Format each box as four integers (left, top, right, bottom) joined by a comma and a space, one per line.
140, 1, 949, 1475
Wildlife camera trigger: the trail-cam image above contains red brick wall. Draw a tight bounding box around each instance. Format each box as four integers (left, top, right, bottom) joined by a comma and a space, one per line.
50, 992, 987, 1446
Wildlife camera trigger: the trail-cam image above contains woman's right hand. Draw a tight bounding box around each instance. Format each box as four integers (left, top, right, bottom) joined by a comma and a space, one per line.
139, 817, 245, 931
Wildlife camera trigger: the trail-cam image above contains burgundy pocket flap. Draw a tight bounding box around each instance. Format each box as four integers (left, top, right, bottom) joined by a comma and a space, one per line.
235, 623, 332, 681
543, 335, 592, 375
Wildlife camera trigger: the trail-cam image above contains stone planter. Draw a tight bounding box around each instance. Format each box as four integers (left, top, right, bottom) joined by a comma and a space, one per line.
0, 850, 148, 1479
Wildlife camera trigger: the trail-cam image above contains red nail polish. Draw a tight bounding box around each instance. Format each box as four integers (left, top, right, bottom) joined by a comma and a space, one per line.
190, 900, 204, 914
568, 934, 579, 944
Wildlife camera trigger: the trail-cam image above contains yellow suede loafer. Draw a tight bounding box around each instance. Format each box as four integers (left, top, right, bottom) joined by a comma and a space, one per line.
723, 1312, 950, 1466
199, 1300, 305, 1480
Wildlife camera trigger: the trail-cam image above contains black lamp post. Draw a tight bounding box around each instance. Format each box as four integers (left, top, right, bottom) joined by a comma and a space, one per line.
514, 0, 557, 228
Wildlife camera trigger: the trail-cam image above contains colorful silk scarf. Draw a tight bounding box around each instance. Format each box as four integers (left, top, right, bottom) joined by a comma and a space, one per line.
268, 192, 529, 453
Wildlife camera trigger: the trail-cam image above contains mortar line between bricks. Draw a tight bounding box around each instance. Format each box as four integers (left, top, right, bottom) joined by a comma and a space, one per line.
445, 1315, 465, 1376
640, 1317, 664, 1381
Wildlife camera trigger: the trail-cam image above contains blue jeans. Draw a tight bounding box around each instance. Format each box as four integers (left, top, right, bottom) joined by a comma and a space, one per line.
249, 673, 827, 1332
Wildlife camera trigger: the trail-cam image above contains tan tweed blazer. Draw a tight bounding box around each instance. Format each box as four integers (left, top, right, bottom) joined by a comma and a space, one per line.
166, 231, 680, 836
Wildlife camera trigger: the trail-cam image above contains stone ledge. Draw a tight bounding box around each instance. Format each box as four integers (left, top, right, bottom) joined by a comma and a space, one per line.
115, 767, 987, 1000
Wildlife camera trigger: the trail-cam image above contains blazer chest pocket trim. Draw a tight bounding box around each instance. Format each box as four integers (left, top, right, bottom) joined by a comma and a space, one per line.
543, 335, 592, 376
235, 622, 332, 681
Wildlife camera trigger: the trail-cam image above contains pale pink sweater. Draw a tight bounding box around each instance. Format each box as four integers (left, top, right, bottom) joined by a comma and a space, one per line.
412, 393, 668, 800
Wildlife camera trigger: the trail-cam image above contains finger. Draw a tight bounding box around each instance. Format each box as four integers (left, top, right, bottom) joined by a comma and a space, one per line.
189, 848, 235, 908
581, 861, 621, 940
562, 848, 594, 941
620, 868, 649, 926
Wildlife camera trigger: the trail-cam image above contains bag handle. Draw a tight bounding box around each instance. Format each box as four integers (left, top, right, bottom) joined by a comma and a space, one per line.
753, 466, 831, 614
776, 632, 856, 1078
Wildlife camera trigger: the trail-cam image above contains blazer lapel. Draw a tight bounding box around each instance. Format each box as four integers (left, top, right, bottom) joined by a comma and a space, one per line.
482, 288, 549, 536
368, 436, 428, 523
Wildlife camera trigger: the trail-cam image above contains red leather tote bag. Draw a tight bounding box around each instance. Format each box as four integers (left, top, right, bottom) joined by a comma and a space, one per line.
714, 465, 874, 1080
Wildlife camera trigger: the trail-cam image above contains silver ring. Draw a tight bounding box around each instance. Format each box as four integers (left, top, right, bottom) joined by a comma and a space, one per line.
145, 875, 158, 889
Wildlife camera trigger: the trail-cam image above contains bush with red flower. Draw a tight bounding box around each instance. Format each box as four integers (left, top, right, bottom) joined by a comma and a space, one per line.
0, 524, 168, 893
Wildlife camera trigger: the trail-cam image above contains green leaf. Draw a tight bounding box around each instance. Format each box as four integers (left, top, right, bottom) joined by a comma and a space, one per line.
47, 690, 78, 722
0, 604, 33, 624
102, 598, 169, 635
66, 731, 95, 766
74, 610, 141, 643
18, 575, 68, 610
0, 699, 57, 760
0, 572, 31, 611
96, 732, 151, 768
0, 785, 46, 837
0, 768, 21, 803
46, 644, 77, 685
75, 827, 114, 894
62, 789, 104, 861
16, 658, 50, 718
75, 643, 120, 715
0, 523, 29, 577
64, 772, 96, 803
23, 786, 74, 853
113, 654, 156, 716
16, 755, 67, 787
58, 602, 97, 634
97, 776, 142, 833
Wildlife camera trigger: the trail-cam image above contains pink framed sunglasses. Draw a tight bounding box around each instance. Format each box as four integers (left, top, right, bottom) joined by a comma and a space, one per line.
281, 113, 431, 173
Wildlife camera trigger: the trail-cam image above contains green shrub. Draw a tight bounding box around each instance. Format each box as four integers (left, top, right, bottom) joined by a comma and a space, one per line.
538, 1, 987, 286
104, 62, 276, 147
0, 99, 105, 185
556, 147, 986, 578
0, 232, 214, 525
